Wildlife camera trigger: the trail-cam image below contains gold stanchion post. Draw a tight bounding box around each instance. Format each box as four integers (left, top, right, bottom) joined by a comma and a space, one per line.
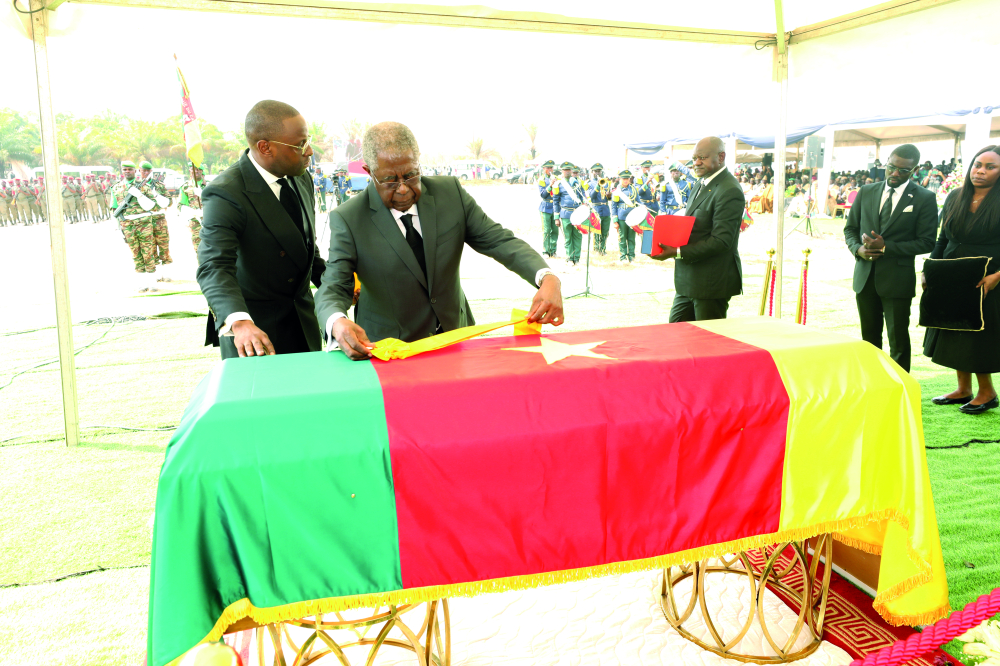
795, 249, 811, 324
759, 249, 775, 316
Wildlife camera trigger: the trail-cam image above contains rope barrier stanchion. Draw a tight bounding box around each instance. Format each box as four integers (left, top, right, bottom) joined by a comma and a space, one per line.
796, 249, 811, 324
759, 248, 775, 316
844, 587, 1000, 666
769, 266, 777, 317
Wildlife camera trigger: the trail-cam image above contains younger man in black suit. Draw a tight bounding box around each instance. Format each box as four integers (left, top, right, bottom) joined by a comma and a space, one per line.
844, 144, 938, 372
197, 100, 326, 359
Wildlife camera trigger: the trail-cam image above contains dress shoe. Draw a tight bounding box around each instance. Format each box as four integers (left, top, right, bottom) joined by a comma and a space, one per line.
959, 396, 999, 414
931, 394, 974, 405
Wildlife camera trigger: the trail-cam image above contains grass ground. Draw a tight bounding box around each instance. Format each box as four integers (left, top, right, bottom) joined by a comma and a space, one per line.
1, 195, 997, 665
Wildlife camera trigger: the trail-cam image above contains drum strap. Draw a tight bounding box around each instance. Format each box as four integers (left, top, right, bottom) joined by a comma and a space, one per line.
557, 178, 581, 205
614, 187, 635, 208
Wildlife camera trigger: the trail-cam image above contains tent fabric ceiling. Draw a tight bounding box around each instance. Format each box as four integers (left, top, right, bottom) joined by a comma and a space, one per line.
64, 0, 961, 43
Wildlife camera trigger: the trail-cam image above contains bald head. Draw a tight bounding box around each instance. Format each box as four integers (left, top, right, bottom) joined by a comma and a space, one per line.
692, 136, 725, 178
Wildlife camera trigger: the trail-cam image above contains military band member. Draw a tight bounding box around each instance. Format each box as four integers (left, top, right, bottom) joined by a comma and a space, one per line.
536, 159, 559, 258
178, 165, 205, 252
110, 160, 161, 285
611, 169, 647, 263
139, 161, 172, 266
587, 162, 612, 255
635, 159, 658, 214
658, 161, 696, 214
552, 161, 584, 265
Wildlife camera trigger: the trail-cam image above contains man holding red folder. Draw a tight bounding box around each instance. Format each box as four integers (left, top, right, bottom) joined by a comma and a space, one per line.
651, 136, 744, 322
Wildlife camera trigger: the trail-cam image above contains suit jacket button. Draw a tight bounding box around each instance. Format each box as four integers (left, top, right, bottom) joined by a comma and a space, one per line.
430, 298, 437, 304
287, 278, 294, 283
279, 250, 286, 257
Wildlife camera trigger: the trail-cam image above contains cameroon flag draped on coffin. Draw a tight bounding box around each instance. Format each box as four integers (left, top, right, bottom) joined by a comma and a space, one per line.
148, 318, 949, 666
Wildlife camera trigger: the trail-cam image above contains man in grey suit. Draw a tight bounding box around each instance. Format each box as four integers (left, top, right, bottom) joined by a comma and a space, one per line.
315, 122, 564, 360
844, 144, 937, 372
651, 136, 744, 321
197, 100, 326, 359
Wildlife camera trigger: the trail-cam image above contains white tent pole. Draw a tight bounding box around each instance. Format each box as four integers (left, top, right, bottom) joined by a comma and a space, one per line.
30, 0, 79, 447
725, 135, 737, 175
814, 125, 836, 217
772, 0, 788, 319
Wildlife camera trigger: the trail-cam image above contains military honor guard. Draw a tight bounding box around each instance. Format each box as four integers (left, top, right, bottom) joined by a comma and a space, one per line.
34, 176, 47, 223
587, 163, 612, 255
13, 178, 37, 224
536, 159, 559, 258
552, 161, 585, 265
611, 169, 647, 263
178, 165, 205, 252
84, 175, 104, 221
659, 161, 696, 214
0, 181, 12, 226
139, 161, 173, 266
109, 160, 161, 286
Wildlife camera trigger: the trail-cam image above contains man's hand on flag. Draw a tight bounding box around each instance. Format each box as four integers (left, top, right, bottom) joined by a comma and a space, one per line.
528, 274, 564, 327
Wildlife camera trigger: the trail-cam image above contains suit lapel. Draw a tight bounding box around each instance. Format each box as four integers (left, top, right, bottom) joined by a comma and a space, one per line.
416, 186, 437, 295
685, 180, 703, 212
881, 181, 914, 235
367, 186, 428, 290
239, 152, 308, 270
869, 182, 882, 233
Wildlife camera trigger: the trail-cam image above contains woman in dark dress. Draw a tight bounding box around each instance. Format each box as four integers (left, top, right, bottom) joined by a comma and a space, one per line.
923, 145, 1000, 414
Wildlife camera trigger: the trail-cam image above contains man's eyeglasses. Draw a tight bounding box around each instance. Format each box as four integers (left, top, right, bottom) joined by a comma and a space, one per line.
371, 168, 421, 191
269, 137, 311, 154
885, 164, 914, 176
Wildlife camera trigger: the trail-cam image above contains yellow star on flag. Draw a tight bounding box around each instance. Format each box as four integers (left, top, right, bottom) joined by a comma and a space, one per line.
503, 338, 616, 365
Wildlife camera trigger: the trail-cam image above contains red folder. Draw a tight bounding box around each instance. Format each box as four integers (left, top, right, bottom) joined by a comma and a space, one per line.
650, 215, 696, 257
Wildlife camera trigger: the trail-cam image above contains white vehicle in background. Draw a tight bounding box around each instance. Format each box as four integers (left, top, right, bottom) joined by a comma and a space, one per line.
451, 160, 496, 180
151, 168, 185, 197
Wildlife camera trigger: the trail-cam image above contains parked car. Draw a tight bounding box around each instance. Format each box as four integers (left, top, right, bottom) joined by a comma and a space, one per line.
506, 166, 537, 184
151, 168, 185, 197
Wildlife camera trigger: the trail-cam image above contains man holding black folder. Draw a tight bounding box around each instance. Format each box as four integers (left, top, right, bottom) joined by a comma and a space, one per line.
844, 144, 937, 372
651, 136, 744, 322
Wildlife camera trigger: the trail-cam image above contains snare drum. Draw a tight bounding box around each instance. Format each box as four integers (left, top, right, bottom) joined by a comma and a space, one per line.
570, 205, 592, 232
625, 205, 650, 232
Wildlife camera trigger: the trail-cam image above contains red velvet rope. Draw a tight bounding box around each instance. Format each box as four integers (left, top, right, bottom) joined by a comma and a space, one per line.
802, 266, 808, 325
769, 268, 777, 317
845, 587, 1000, 666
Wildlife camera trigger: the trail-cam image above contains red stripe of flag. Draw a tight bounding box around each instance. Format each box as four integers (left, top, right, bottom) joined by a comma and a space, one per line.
372, 323, 789, 589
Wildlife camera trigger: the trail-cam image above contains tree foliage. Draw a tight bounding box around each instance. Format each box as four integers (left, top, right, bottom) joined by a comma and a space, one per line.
522, 123, 538, 159
466, 136, 501, 165
0, 109, 41, 176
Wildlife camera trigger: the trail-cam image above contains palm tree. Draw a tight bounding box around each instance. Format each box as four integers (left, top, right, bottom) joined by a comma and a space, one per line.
522, 123, 538, 159
0, 108, 41, 177
308, 120, 333, 162
114, 119, 170, 164
466, 136, 500, 163
56, 114, 109, 166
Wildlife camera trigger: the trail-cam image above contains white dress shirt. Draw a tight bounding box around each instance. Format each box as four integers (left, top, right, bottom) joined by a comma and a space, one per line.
219, 152, 285, 336
879, 181, 907, 215
324, 203, 557, 350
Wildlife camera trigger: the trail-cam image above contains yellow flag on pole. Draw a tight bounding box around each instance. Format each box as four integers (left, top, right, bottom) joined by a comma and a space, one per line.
174, 54, 203, 168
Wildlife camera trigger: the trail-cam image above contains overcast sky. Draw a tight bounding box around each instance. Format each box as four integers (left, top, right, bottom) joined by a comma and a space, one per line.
3, 0, 996, 171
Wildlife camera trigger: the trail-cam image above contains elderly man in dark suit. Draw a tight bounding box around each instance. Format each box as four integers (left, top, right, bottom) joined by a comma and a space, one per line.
651, 136, 744, 321
315, 121, 563, 360
196, 99, 326, 359
844, 144, 937, 372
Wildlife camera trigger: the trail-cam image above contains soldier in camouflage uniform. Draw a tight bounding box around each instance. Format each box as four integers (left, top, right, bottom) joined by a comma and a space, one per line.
109, 160, 159, 279
139, 161, 172, 265
0, 181, 12, 226
178, 165, 205, 253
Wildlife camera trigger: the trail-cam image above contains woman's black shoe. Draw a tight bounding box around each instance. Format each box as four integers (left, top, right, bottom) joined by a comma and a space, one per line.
959, 396, 1000, 414
931, 394, 974, 405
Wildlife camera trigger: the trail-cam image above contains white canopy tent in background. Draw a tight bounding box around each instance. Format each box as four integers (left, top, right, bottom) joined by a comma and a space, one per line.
8, 0, 998, 446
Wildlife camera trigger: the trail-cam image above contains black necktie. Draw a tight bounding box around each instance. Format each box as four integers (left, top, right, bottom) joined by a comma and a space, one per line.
277, 177, 307, 243
878, 188, 894, 231
399, 213, 426, 278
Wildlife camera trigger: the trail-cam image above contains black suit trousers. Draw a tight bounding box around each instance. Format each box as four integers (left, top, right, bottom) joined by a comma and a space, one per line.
856, 270, 912, 372
668, 294, 730, 323
219, 311, 311, 360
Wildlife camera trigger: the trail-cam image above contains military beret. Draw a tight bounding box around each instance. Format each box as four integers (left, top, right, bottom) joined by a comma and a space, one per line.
560, 161, 573, 170
139, 161, 153, 170
121, 160, 136, 168
591, 163, 603, 171
618, 169, 633, 178
640, 160, 653, 168
541, 159, 555, 168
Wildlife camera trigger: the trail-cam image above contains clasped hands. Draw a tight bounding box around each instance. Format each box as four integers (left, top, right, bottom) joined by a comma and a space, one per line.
858, 231, 885, 261
332, 274, 566, 361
